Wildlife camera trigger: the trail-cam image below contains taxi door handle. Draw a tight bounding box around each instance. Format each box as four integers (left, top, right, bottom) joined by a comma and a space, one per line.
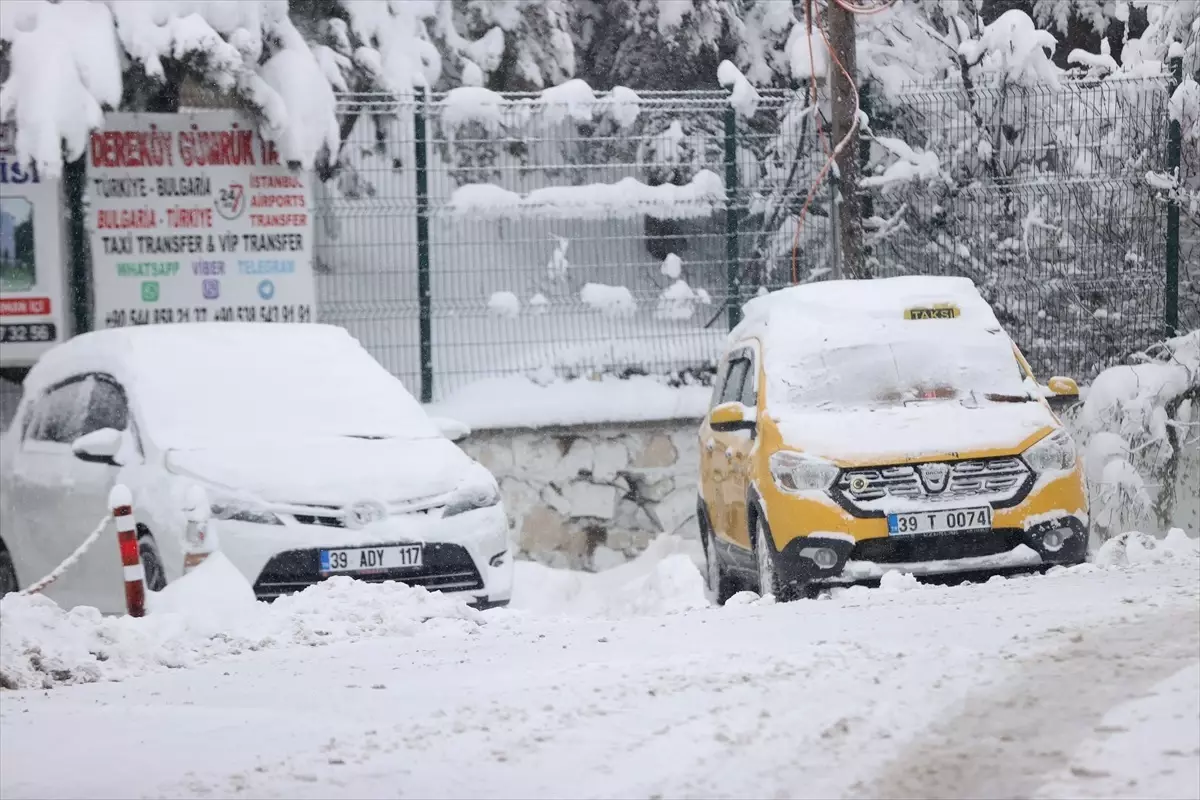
724, 447, 735, 459
705, 439, 715, 453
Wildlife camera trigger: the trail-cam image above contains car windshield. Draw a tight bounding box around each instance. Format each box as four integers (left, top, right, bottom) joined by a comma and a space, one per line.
773, 335, 1033, 411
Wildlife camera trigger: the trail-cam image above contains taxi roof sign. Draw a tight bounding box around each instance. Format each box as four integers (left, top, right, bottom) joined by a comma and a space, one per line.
904, 303, 961, 320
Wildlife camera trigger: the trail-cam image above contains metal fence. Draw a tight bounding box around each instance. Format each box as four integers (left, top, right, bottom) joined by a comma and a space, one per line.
315, 70, 1189, 402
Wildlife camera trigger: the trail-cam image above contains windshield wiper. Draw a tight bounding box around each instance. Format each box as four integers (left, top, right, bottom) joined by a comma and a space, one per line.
984, 393, 1032, 403
343, 434, 391, 440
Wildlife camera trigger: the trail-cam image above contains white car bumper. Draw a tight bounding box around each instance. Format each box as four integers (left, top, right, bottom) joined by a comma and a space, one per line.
211, 503, 513, 608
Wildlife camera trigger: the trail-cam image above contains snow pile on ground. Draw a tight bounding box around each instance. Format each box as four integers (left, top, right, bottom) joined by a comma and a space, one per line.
1034, 662, 1200, 800
878, 570, 921, 592
427, 374, 711, 430
1092, 528, 1199, 568
0, 554, 483, 690
509, 534, 708, 619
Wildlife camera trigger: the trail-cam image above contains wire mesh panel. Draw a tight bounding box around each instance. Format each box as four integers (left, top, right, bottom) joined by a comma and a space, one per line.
315, 76, 1173, 401
873, 73, 1173, 380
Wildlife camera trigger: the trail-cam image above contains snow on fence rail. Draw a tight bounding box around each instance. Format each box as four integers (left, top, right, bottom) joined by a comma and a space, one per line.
315, 74, 1186, 403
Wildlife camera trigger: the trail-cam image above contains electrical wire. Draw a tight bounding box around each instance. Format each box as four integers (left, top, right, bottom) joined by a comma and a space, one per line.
788, 0, 899, 283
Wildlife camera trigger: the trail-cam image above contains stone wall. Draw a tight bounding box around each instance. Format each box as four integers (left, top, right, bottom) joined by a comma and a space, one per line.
460, 420, 702, 570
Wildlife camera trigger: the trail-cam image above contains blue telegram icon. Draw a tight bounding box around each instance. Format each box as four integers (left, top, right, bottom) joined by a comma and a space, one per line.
257, 279, 276, 300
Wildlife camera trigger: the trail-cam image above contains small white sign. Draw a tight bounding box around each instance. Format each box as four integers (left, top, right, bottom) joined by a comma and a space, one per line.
88, 112, 316, 330
0, 123, 68, 366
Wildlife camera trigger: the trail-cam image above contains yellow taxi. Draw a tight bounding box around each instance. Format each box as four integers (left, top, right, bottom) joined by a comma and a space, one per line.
697, 276, 1088, 602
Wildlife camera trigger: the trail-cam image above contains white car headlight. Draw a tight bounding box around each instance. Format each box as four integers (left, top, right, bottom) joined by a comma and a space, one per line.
769, 451, 839, 493
1023, 429, 1077, 473
443, 481, 501, 518
210, 499, 283, 526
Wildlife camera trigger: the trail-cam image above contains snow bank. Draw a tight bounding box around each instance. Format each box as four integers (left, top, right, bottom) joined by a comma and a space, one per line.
1034, 663, 1200, 800
426, 374, 711, 430
878, 570, 921, 593
443, 170, 725, 221
509, 534, 708, 619
0, 561, 483, 690
1092, 528, 1199, 568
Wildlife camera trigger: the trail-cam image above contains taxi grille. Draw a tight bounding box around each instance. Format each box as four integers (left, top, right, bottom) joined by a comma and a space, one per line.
832, 457, 1032, 516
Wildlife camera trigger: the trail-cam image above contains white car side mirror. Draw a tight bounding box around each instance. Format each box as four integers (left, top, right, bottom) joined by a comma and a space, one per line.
429, 416, 471, 443
72, 428, 123, 465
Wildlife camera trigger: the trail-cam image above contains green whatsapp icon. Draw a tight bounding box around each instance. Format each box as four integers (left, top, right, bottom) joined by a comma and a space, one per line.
141, 281, 160, 302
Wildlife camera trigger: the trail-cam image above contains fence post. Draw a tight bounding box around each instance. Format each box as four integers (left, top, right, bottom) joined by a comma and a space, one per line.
64, 156, 91, 336
415, 90, 434, 402
723, 105, 741, 329
1165, 53, 1182, 339
109, 485, 145, 618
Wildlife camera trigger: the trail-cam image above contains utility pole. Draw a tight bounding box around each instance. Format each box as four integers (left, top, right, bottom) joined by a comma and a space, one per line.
826, 0, 867, 279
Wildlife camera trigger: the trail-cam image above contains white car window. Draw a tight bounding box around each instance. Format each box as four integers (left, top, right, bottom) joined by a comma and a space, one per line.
26, 378, 94, 445
81, 378, 129, 436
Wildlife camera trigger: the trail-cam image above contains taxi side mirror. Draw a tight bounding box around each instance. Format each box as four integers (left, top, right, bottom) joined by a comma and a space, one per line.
1045, 376, 1080, 413
710, 401, 756, 433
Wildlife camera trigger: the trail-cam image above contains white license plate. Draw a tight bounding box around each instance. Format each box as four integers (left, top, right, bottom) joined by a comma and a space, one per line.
887, 507, 993, 536
320, 544, 423, 573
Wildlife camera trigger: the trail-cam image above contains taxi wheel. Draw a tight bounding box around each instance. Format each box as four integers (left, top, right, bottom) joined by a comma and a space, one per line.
698, 499, 736, 605
753, 514, 801, 602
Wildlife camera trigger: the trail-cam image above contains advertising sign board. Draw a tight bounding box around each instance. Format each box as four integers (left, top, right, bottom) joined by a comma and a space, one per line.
0, 122, 68, 367
88, 112, 316, 330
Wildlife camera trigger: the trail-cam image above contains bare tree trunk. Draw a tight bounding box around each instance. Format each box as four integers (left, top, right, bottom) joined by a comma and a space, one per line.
827, 1, 867, 279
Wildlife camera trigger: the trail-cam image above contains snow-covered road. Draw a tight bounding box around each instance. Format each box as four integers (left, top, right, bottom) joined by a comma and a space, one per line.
2, 551, 1198, 799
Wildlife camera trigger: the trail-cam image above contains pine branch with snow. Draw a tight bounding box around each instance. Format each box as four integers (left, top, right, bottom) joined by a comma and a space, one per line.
1077, 331, 1200, 538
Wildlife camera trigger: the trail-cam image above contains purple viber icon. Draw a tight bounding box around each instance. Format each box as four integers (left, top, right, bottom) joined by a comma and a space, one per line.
202, 278, 220, 299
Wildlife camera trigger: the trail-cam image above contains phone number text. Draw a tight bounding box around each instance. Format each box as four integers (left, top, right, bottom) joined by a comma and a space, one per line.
103, 305, 313, 327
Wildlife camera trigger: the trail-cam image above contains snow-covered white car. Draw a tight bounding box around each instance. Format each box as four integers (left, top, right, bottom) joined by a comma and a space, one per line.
0, 324, 513, 613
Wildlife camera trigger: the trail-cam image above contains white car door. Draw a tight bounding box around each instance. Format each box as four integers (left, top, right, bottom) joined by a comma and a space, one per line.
55, 375, 134, 612
5, 377, 93, 597
6, 375, 128, 611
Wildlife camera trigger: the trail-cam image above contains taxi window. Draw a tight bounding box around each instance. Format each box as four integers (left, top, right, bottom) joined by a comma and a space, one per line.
709, 358, 730, 410
739, 353, 757, 408
720, 358, 750, 405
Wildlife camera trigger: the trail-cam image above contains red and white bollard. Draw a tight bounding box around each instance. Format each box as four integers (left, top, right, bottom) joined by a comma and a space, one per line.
109, 484, 145, 618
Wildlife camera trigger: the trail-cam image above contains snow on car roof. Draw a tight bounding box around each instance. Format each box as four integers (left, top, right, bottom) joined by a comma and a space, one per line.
731, 276, 1004, 352
25, 324, 438, 448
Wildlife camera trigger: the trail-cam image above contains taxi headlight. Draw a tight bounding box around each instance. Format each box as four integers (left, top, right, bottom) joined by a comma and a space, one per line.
1023, 430, 1077, 473
769, 451, 839, 493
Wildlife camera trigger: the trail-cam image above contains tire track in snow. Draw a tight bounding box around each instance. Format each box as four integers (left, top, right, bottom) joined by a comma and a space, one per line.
851, 603, 1200, 800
